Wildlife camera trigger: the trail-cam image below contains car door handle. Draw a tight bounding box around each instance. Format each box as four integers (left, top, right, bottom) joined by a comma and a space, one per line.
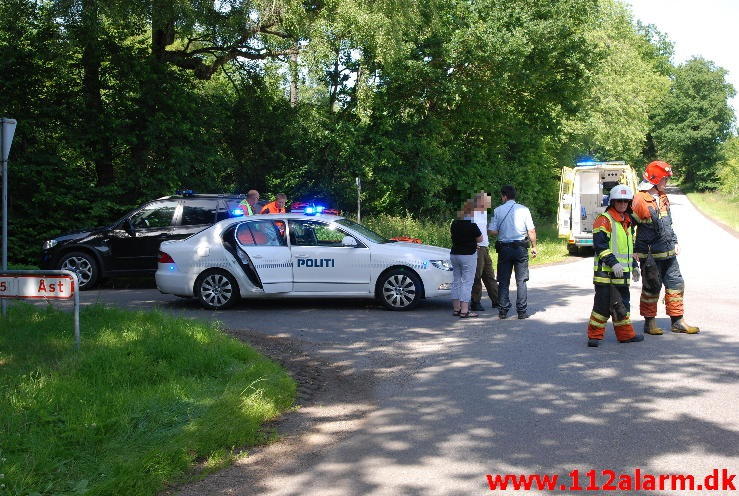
294, 254, 309, 258
252, 254, 263, 258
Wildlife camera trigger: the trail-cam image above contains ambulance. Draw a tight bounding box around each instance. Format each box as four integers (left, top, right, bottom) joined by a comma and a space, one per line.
557, 161, 638, 255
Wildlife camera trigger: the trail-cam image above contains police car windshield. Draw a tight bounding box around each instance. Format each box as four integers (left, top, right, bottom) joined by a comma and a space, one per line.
335, 219, 389, 243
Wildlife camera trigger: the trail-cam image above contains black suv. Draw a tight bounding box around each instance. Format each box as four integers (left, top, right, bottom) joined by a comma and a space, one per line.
40, 194, 246, 289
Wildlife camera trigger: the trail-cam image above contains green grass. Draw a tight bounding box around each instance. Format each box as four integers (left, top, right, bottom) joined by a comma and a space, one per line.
0, 304, 295, 496
361, 214, 570, 266
6, 263, 40, 270
685, 190, 739, 232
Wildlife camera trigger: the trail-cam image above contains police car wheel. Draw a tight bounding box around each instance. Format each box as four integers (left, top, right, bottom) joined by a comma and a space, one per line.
58, 251, 99, 290
195, 270, 240, 310
377, 269, 423, 310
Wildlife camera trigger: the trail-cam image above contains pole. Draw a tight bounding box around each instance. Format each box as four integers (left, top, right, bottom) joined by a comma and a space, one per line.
356, 176, 361, 224
72, 271, 80, 350
1, 121, 7, 317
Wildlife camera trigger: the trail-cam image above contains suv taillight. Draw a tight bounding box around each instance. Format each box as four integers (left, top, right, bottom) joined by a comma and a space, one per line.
158, 251, 174, 263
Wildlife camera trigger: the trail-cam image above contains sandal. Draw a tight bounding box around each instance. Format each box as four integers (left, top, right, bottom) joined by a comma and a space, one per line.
459, 312, 479, 318
452, 310, 461, 316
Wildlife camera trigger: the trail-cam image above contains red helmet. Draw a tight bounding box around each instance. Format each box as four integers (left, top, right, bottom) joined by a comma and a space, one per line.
643, 161, 673, 185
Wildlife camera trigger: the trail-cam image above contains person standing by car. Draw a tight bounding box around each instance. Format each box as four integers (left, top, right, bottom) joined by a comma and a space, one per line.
586, 185, 644, 347
239, 189, 260, 215
260, 193, 288, 214
451, 200, 483, 318
488, 185, 537, 320
632, 160, 700, 335
469, 191, 499, 311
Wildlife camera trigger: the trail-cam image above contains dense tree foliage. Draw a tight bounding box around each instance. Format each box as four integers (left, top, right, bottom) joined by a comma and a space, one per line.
651, 58, 736, 190
562, 0, 671, 165
0, 0, 736, 263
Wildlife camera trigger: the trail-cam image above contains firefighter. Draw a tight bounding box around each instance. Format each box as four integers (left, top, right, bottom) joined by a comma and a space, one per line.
261, 193, 288, 214
587, 185, 644, 347
632, 161, 700, 335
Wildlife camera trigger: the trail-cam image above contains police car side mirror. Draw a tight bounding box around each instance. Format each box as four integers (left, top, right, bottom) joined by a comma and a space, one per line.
341, 236, 358, 247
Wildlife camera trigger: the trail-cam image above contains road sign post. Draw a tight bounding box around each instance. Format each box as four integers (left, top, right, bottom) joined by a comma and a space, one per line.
1, 118, 17, 317
0, 270, 81, 349
356, 176, 361, 224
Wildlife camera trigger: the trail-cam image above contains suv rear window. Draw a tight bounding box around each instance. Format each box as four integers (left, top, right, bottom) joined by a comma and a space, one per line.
181, 199, 217, 226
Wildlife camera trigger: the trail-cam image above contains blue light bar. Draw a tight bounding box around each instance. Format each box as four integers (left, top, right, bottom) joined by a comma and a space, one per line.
231, 208, 245, 216
315, 206, 325, 213
305, 206, 316, 214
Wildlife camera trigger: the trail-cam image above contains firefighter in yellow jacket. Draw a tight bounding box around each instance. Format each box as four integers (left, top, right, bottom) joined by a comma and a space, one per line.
632, 161, 699, 335
587, 185, 644, 347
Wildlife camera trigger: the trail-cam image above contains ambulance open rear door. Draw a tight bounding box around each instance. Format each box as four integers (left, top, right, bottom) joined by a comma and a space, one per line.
557, 167, 575, 240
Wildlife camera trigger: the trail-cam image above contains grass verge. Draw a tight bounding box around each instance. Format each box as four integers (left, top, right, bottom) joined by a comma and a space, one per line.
362, 214, 570, 266
684, 190, 739, 233
0, 303, 295, 496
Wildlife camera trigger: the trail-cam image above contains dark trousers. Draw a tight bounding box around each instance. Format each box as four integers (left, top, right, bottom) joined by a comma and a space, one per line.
496, 244, 529, 313
638, 256, 685, 317
588, 284, 635, 341
471, 246, 498, 305
592, 284, 632, 317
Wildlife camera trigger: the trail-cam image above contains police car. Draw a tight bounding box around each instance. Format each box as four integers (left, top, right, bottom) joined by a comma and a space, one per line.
155, 213, 453, 310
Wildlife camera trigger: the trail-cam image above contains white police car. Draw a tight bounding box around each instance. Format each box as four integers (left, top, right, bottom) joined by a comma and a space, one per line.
155, 214, 453, 310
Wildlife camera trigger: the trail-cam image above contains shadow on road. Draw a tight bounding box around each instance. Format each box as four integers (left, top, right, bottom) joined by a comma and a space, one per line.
173, 280, 738, 495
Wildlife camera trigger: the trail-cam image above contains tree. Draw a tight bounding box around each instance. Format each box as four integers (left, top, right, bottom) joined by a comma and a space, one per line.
651, 57, 736, 189
561, 0, 671, 166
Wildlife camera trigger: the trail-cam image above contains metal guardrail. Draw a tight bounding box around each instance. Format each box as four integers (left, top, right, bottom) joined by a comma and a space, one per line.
0, 269, 81, 349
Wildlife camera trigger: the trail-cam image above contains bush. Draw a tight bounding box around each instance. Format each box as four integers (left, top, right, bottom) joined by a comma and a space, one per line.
717, 136, 739, 196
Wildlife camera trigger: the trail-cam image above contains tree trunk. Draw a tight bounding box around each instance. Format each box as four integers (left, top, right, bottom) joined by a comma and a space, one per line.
126, 0, 174, 196
329, 54, 339, 110
289, 43, 299, 107
81, 0, 114, 186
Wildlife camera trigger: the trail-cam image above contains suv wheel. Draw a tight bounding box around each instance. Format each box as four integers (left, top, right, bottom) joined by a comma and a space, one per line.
377, 268, 423, 310
59, 251, 99, 290
195, 270, 240, 310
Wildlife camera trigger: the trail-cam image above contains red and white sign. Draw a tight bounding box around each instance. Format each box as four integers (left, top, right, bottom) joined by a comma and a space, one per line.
0, 275, 75, 299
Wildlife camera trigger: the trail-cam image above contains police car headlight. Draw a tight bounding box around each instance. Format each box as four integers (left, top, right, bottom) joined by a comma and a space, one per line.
43, 239, 58, 250
430, 260, 452, 271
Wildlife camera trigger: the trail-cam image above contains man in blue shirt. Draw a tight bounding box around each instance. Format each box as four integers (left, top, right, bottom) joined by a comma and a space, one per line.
488, 185, 537, 319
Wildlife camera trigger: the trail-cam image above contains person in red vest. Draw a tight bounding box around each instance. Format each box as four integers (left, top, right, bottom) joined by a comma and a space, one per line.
260, 193, 287, 214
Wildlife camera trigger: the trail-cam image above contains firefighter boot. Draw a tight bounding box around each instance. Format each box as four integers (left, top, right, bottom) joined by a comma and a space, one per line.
671, 318, 700, 334
643, 317, 663, 335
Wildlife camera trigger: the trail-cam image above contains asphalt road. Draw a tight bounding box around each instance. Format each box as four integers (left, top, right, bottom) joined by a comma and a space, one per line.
77, 190, 739, 495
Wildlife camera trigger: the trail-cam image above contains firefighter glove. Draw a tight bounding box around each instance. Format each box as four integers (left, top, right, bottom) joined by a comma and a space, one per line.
611, 263, 625, 278
632, 266, 640, 283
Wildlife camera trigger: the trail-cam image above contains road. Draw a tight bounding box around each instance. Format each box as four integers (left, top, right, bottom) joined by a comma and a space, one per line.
77, 190, 739, 495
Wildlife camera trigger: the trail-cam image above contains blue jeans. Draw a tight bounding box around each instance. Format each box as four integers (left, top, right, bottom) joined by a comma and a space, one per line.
496, 244, 529, 314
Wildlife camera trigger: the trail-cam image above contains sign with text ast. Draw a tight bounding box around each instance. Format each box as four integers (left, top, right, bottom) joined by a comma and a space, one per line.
0, 275, 75, 299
